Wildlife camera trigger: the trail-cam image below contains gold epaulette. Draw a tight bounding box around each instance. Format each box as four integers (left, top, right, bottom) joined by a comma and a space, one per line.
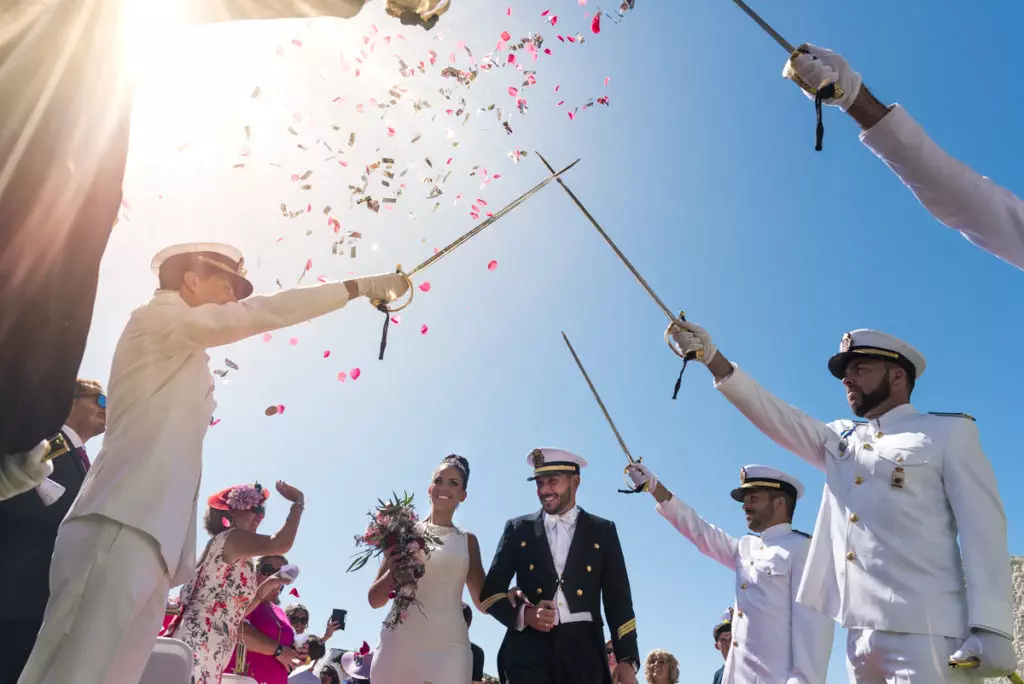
481, 593, 507, 612
617, 617, 637, 640
44, 433, 70, 462
928, 412, 976, 422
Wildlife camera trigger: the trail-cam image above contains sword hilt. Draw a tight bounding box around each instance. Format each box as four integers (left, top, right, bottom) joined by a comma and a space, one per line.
369, 265, 415, 314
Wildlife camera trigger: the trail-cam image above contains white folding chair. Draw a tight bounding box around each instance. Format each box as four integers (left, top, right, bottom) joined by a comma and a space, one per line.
221, 674, 258, 683
139, 637, 193, 684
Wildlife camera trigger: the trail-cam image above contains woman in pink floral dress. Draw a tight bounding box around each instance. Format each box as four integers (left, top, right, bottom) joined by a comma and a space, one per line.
172, 480, 306, 683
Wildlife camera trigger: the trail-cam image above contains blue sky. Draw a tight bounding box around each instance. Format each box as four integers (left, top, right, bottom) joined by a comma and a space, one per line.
80, 1, 1023, 680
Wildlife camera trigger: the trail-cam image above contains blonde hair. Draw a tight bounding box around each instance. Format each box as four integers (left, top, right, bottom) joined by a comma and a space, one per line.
74, 378, 104, 397
644, 649, 680, 683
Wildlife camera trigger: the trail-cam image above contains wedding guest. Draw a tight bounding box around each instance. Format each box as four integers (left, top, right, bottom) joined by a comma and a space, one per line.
172, 481, 305, 683
286, 604, 340, 645
644, 649, 679, 684
228, 555, 306, 683
712, 611, 732, 684
287, 636, 327, 683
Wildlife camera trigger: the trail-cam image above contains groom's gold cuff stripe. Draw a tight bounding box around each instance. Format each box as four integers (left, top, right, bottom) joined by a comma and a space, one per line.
617, 618, 637, 639
481, 593, 506, 611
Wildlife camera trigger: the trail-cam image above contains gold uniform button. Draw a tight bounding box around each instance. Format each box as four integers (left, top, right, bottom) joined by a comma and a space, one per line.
586, 566, 592, 573
896, 456, 904, 463
737, 610, 744, 618
520, 541, 527, 548
740, 583, 748, 590
594, 543, 600, 549
846, 551, 856, 561
849, 513, 860, 523
536, 588, 543, 594
863, 444, 873, 451
529, 564, 535, 571
733, 640, 739, 648
855, 476, 864, 485
875, 431, 884, 439
559, 602, 564, 608
576, 589, 583, 596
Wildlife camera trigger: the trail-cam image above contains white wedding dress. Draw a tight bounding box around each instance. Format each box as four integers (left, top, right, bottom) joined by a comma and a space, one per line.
370, 523, 472, 684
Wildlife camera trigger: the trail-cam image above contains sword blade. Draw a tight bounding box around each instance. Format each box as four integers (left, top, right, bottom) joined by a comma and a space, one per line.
405, 159, 580, 277
727, 0, 794, 53
536, 152, 676, 323
561, 331, 635, 464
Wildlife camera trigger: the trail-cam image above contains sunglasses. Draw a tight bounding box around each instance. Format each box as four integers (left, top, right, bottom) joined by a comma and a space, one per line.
76, 392, 106, 409
292, 615, 309, 624
259, 562, 280, 576
250, 505, 265, 516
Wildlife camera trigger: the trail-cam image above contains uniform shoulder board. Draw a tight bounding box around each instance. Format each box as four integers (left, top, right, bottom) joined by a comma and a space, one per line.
928, 412, 976, 422
793, 529, 812, 538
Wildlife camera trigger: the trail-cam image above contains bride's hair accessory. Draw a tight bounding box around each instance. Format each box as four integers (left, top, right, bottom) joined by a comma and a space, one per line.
439, 454, 471, 488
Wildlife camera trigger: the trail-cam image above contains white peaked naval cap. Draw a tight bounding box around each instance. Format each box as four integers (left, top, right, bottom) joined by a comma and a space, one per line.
828, 329, 926, 381
150, 242, 254, 299
730, 464, 804, 502
526, 447, 588, 481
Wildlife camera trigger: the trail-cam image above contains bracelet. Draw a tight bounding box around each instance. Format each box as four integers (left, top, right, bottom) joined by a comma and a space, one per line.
273, 644, 283, 657
291, 499, 305, 510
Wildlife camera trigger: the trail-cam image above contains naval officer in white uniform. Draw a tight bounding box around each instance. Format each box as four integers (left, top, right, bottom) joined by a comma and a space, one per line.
781, 43, 1024, 272
664, 322, 1015, 681
18, 243, 409, 684
625, 462, 833, 683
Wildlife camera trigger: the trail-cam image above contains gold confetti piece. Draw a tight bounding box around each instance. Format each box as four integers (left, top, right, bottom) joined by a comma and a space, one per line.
410, 134, 422, 143
251, 86, 261, 98
287, 126, 298, 135
351, 246, 357, 258
265, 405, 279, 416
382, 157, 395, 165
382, 197, 397, 204
348, 133, 356, 147
299, 184, 312, 190
176, 142, 190, 152
244, 125, 251, 139
232, 163, 245, 169
323, 206, 332, 215
425, 157, 433, 168
298, 170, 313, 180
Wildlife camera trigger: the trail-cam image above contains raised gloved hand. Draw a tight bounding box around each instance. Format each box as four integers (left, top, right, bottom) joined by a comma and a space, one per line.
0, 441, 53, 500
782, 44, 862, 112
664, 319, 717, 365
626, 462, 658, 494
355, 273, 411, 304
385, 0, 450, 26
948, 629, 1018, 677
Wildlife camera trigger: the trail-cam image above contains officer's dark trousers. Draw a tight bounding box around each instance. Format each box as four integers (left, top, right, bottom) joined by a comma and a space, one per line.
0, 617, 43, 684
503, 622, 612, 684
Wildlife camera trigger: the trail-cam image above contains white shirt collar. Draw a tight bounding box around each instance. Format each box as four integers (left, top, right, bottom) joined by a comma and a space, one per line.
62, 425, 84, 449
544, 505, 580, 527
869, 402, 917, 430
759, 522, 792, 541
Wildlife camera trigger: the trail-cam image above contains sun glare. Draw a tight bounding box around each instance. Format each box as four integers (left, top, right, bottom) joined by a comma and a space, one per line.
122, 0, 188, 76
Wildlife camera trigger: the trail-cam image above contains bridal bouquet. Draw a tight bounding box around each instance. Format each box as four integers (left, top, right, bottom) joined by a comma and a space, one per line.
348, 492, 443, 630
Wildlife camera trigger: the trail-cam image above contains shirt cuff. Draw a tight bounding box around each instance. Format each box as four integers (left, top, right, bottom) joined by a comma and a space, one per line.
859, 105, 922, 157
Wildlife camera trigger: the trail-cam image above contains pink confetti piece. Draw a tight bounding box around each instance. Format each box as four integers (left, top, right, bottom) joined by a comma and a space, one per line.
291, 39, 303, 47
323, 350, 331, 358
211, 419, 221, 427
418, 282, 431, 292
507, 7, 511, 15
386, 126, 396, 137
557, 35, 565, 42
446, 157, 453, 165
488, 260, 499, 271
350, 368, 361, 380
289, 337, 299, 345
276, 46, 286, 58
541, 9, 550, 16
604, 76, 611, 87
496, 39, 508, 51
390, 315, 401, 325
276, 404, 286, 414
550, 15, 558, 25
508, 53, 516, 64
262, 333, 272, 342
508, 86, 519, 97
544, 48, 553, 55
501, 30, 511, 41
317, 276, 327, 283
470, 212, 480, 220
305, 259, 312, 271
337, 371, 347, 382
568, 111, 575, 120
420, 324, 429, 335
477, 198, 488, 206
557, 100, 565, 106
591, 14, 601, 33
579, 0, 588, 4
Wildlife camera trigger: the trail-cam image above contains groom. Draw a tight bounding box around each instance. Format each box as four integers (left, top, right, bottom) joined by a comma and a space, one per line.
480, 448, 639, 684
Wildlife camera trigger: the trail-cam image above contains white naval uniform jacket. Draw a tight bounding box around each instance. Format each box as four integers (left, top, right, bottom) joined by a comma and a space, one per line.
656, 497, 833, 684
65, 284, 352, 585
716, 366, 1013, 639
861, 105, 1024, 271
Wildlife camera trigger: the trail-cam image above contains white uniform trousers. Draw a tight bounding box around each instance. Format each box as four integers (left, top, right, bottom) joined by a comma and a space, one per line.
845, 629, 973, 684
18, 514, 170, 684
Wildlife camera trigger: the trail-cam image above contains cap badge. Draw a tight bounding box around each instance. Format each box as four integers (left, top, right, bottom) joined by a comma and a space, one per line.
531, 449, 545, 467
840, 332, 853, 353
739, 467, 747, 483
237, 257, 247, 278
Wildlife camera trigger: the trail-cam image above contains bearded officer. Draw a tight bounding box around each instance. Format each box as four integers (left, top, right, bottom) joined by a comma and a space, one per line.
480, 448, 640, 684
626, 462, 833, 683
664, 322, 1015, 681
781, 43, 1024, 272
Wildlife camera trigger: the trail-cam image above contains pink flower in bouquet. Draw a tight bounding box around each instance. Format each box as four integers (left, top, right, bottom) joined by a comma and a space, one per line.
376, 511, 389, 524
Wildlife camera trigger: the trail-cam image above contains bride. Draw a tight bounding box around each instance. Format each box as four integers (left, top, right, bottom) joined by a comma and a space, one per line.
367, 454, 486, 684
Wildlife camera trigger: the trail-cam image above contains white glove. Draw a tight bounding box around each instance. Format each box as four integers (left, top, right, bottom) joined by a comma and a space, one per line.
948, 630, 1018, 677
386, 0, 450, 22
0, 441, 53, 500
278, 564, 301, 583
782, 44, 862, 112
626, 462, 658, 494
355, 273, 411, 304
665, 319, 717, 365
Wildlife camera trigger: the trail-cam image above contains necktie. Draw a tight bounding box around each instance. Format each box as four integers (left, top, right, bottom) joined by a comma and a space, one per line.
74, 446, 91, 473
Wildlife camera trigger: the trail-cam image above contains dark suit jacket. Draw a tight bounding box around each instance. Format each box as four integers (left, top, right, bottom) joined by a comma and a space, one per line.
480, 508, 639, 666
713, 664, 724, 684
0, 430, 86, 619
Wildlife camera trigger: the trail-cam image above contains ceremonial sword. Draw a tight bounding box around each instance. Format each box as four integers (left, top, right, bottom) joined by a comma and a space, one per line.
723, 0, 836, 151
561, 332, 645, 494
371, 159, 580, 358
537, 152, 699, 398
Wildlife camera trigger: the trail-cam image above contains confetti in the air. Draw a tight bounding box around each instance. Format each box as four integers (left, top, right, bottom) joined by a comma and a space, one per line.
420, 324, 429, 335
289, 588, 300, 597
265, 405, 279, 416
323, 350, 331, 358
488, 260, 499, 271
225, 359, 239, 371
419, 282, 432, 292
262, 333, 272, 343
289, 337, 299, 346
350, 368, 362, 380
337, 371, 347, 382
592, 14, 601, 33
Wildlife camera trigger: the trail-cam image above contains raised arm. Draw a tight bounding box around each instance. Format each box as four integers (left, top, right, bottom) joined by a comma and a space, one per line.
223, 482, 305, 563
783, 44, 1024, 271
181, 1, 366, 24
786, 541, 833, 684
941, 418, 1013, 637
479, 520, 519, 629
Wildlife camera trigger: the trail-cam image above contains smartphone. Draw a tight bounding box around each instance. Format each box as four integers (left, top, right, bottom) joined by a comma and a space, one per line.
331, 608, 347, 630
